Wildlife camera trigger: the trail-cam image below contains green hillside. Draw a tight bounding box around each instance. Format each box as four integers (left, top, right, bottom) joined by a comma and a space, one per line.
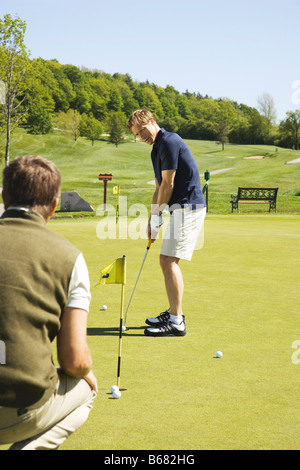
1, 129, 300, 214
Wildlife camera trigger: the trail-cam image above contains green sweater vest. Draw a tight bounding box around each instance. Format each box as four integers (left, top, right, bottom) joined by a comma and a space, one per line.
0, 210, 80, 408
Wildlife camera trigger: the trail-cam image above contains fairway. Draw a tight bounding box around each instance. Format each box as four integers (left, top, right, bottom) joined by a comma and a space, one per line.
13, 213, 297, 451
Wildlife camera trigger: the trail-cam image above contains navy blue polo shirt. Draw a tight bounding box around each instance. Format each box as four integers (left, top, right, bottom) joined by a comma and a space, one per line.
151, 128, 206, 211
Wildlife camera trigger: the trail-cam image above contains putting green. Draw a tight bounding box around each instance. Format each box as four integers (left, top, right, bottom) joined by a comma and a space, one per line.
1, 214, 299, 450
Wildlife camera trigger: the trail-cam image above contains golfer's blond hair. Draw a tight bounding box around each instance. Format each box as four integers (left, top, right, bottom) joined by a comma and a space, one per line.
126, 109, 155, 131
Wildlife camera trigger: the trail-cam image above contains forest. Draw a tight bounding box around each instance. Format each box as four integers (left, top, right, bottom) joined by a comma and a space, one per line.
1, 13, 299, 158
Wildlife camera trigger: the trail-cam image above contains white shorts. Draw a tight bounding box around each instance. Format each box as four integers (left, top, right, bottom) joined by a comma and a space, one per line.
160, 206, 206, 261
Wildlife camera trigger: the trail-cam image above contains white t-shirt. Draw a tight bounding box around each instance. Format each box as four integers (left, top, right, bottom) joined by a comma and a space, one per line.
67, 253, 91, 312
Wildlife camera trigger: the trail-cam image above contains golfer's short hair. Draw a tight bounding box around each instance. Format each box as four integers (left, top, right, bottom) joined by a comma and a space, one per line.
127, 109, 155, 131
2, 155, 61, 217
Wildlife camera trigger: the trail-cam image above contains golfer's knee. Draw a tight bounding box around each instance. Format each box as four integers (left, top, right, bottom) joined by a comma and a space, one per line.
160, 254, 177, 273
160, 254, 168, 272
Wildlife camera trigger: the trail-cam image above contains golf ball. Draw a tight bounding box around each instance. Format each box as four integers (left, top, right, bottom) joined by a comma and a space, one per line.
101, 305, 107, 310
216, 351, 223, 358
122, 325, 126, 331
110, 385, 118, 393
112, 389, 121, 399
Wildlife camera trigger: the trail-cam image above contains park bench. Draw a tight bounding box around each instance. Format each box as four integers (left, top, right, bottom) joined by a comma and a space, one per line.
230, 187, 278, 213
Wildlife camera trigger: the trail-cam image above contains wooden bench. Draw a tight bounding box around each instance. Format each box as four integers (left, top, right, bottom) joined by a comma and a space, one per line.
230, 187, 278, 213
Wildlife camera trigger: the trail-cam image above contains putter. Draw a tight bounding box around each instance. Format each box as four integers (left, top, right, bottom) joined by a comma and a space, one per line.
123, 239, 152, 330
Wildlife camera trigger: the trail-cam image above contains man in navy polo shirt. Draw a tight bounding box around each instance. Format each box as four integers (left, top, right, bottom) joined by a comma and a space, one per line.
127, 109, 206, 337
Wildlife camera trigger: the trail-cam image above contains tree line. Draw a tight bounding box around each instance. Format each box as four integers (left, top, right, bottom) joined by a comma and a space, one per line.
1, 14, 300, 166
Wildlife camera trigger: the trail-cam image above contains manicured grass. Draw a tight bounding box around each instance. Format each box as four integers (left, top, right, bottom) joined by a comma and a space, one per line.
3, 214, 296, 450
1, 129, 300, 214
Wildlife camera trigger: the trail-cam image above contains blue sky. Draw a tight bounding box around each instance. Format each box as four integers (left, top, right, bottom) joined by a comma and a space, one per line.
1, 0, 299, 122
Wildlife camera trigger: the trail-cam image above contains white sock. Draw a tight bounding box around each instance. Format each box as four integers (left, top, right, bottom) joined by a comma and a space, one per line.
169, 314, 183, 325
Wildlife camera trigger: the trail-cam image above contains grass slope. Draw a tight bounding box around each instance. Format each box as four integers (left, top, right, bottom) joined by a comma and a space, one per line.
1, 129, 300, 214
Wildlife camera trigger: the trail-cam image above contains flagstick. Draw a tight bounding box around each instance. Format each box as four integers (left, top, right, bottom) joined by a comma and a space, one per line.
117, 256, 126, 389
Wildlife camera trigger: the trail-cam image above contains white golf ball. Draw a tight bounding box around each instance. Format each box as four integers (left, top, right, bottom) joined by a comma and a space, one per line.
216, 351, 223, 358
112, 389, 121, 399
122, 325, 126, 331
101, 305, 107, 310
110, 385, 118, 393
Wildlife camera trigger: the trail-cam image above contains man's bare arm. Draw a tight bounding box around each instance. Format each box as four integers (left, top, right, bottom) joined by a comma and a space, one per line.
153, 169, 176, 214
57, 307, 97, 392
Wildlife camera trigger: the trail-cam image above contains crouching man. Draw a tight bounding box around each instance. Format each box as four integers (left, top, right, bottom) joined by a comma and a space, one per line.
0, 155, 97, 450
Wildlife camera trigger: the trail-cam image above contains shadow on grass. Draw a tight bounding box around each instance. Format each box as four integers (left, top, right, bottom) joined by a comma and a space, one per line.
87, 326, 145, 337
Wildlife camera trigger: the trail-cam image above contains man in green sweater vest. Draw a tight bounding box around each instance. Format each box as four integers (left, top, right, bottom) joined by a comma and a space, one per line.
0, 155, 97, 450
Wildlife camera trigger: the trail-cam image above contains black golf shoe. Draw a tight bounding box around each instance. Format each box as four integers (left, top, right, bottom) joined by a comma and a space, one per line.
144, 317, 186, 337
145, 309, 170, 326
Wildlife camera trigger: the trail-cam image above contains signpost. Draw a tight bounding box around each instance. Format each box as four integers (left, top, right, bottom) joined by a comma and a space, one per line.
98, 173, 113, 210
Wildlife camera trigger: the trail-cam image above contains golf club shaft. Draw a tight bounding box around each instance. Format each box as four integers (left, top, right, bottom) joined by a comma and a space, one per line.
124, 239, 152, 326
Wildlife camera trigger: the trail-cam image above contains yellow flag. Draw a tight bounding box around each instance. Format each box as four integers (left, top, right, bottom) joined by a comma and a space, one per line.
97, 257, 126, 285
113, 185, 120, 195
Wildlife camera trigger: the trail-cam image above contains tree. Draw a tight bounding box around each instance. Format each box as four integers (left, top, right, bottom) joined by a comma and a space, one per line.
58, 109, 81, 141
108, 87, 123, 112
257, 92, 277, 132
27, 101, 52, 134
142, 86, 163, 118
279, 110, 300, 150
116, 81, 139, 116
46, 60, 76, 112
108, 112, 124, 147
25, 58, 56, 134
89, 76, 110, 120
80, 114, 103, 146
176, 94, 193, 120
0, 14, 31, 165
72, 82, 92, 114
216, 122, 229, 150
230, 104, 268, 144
